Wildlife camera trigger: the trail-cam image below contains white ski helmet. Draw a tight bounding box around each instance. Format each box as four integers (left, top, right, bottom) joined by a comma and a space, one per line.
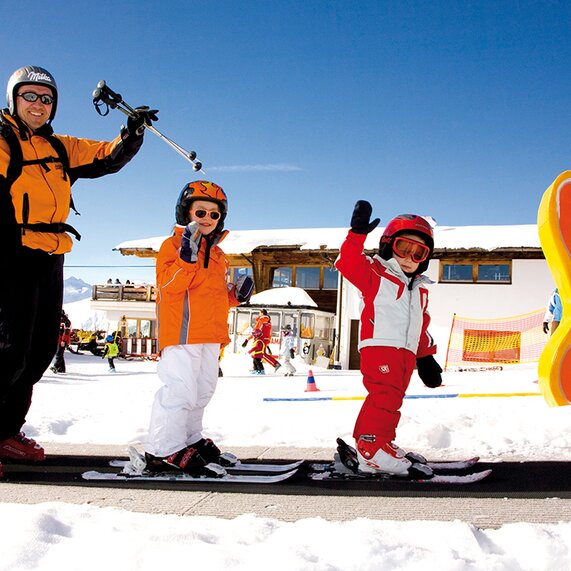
6, 66, 58, 122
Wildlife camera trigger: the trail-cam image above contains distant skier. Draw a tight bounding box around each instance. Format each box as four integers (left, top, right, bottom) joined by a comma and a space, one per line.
51, 310, 72, 373
543, 288, 562, 335
335, 201, 442, 478
102, 335, 120, 372
280, 324, 297, 376
248, 328, 281, 374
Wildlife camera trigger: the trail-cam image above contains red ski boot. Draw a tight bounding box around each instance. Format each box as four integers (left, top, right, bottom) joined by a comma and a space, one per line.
0, 432, 45, 462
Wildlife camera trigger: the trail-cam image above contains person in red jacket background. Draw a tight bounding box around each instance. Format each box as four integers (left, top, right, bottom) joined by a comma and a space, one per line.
248, 329, 281, 375
145, 181, 253, 475
50, 309, 72, 374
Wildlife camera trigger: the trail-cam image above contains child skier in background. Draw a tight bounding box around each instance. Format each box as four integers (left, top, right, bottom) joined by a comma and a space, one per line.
249, 328, 281, 374
280, 324, 297, 376
102, 334, 119, 373
145, 181, 253, 475
335, 200, 442, 478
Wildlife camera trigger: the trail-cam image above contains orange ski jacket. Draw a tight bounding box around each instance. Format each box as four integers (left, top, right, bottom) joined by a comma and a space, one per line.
0, 113, 142, 254
155, 225, 240, 351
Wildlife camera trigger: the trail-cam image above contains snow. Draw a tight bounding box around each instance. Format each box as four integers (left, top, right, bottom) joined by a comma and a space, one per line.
2, 304, 571, 570
113, 223, 541, 257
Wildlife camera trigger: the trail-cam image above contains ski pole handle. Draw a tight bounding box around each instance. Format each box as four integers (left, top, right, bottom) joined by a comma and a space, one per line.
92, 80, 204, 173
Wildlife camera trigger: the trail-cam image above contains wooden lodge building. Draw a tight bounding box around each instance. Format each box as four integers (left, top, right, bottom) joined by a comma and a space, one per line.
92, 224, 554, 368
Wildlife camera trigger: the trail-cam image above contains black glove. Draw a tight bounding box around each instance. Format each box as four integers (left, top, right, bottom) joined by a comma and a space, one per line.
543, 321, 550, 334
350, 200, 380, 234
180, 222, 202, 263
234, 275, 254, 303
416, 355, 443, 388
289, 348, 295, 359
127, 106, 159, 136
241, 339, 248, 348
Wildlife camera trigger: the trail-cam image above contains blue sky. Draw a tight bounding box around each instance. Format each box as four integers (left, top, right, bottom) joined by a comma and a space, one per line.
3, 1, 571, 284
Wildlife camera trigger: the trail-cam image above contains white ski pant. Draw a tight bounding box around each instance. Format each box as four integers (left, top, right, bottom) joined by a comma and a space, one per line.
146, 343, 220, 457
282, 355, 296, 374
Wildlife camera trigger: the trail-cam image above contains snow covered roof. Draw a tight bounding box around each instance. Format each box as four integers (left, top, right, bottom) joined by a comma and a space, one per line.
113, 224, 541, 256
247, 287, 318, 308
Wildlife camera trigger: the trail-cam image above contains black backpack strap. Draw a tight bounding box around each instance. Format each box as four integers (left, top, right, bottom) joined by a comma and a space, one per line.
0, 117, 23, 185
46, 134, 80, 215
20, 222, 81, 241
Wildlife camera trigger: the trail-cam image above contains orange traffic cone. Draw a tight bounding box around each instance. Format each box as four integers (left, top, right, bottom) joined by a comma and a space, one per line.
305, 369, 320, 392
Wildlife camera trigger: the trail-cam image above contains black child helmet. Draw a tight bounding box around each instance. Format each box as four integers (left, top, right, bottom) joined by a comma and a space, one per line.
175, 180, 228, 231
378, 214, 434, 275
6, 66, 58, 123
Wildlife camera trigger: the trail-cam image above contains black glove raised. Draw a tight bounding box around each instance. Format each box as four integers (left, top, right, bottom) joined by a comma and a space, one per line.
241, 339, 249, 348
350, 200, 380, 234
416, 355, 443, 388
127, 106, 159, 136
543, 321, 550, 334
180, 222, 202, 263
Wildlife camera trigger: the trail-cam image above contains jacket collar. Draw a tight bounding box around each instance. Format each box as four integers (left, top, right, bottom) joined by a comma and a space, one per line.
373, 254, 434, 287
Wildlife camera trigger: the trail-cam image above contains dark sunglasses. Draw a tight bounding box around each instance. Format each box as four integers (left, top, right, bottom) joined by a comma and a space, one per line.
392, 236, 430, 263
193, 209, 221, 220
17, 92, 55, 105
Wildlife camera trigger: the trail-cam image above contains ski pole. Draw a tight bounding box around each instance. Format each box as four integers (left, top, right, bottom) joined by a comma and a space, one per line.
92, 80, 204, 173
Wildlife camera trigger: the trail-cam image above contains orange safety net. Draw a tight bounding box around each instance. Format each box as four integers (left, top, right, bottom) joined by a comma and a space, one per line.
444, 309, 548, 370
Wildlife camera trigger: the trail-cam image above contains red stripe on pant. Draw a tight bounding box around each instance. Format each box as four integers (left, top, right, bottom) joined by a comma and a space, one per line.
353, 346, 416, 444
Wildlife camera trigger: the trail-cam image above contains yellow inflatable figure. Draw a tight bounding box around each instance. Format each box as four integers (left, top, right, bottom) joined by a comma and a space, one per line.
537, 171, 571, 406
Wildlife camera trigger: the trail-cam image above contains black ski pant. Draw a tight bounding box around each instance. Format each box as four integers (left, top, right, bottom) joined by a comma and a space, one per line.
0, 248, 63, 440
52, 345, 66, 373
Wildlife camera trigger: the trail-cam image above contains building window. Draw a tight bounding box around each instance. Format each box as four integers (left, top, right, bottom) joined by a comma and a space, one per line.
440, 261, 511, 284
272, 267, 293, 288
296, 267, 320, 289
477, 264, 510, 283
323, 267, 339, 290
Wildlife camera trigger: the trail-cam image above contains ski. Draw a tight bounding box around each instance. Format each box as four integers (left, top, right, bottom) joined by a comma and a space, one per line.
82, 447, 301, 484
82, 468, 298, 484
307, 464, 492, 485
327, 437, 491, 484
108, 458, 304, 474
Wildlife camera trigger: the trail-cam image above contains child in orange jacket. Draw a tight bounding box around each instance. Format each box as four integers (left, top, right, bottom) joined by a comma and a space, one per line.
145, 181, 253, 475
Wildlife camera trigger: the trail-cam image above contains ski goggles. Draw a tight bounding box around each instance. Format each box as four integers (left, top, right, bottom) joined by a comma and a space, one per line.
392, 236, 430, 263
17, 92, 55, 105
193, 209, 221, 220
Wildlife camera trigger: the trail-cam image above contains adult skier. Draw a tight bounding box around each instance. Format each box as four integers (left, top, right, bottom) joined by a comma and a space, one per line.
0, 65, 156, 462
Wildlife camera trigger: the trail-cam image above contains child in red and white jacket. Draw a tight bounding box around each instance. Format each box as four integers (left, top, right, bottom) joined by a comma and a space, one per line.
335, 200, 442, 477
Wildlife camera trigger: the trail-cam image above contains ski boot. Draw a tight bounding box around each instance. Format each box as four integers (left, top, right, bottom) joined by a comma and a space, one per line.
191, 438, 238, 467
144, 445, 225, 477
0, 432, 45, 462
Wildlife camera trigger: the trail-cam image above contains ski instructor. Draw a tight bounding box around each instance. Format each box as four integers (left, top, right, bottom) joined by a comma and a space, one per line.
0, 65, 157, 463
